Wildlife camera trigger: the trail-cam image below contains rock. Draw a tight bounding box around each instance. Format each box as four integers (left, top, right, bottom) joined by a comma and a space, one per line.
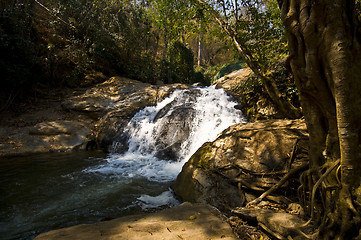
79, 72, 107, 87
213, 68, 252, 90
256, 98, 278, 116
232, 207, 312, 239
152, 89, 201, 160
0, 76, 189, 156
94, 79, 190, 152
258, 211, 311, 239
156, 83, 190, 102
287, 203, 305, 216
34, 202, 238, 240
213, 67, 283, 119
61, 77, 159, 118
173, 119, 308, 211
0, 120, 91, 156
29, 120, 84, 135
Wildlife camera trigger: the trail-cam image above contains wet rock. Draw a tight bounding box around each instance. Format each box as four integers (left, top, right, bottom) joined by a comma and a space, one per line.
173, 119, 308, 211
154, 106, 197, 160
151, 88, 202, 160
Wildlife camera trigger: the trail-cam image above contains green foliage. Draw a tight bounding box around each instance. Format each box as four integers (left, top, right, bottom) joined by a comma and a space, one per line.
212, 61, 245, 82
0, 0, 296, 111
166, 40, 197, 84
195, 0, 300, 116
231, 72, 266, 119
0, 0, 46, 107
231, 0, 288, 70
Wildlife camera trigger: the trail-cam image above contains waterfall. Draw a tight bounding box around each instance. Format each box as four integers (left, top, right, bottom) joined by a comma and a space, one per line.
85, 86, 245, 209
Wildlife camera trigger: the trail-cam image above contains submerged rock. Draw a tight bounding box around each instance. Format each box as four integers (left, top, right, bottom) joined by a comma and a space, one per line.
152, 89, 201, 160
173, 119, 308, 211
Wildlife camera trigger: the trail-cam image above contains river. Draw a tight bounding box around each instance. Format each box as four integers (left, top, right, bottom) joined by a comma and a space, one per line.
0, 86, 245, 239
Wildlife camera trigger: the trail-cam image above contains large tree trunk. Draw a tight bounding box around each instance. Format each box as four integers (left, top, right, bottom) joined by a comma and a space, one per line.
278, 0, 361, 238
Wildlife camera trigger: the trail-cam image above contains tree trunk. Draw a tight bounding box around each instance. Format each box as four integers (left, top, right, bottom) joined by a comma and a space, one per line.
197, 31, 202, 66
231, 35, 301, 119
278, 0, 361, 238
194, 0, 301, 119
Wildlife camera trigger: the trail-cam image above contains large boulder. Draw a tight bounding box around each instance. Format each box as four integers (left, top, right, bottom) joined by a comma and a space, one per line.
62, 77, 158, 118
0, 120, 91, 155
173, 119, 308, 212
152, 88, 200, 160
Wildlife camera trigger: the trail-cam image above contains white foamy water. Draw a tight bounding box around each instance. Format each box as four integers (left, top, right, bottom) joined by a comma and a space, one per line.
180, 86, 246, 160
84, 86, 246, 209
137, 189, 180, 210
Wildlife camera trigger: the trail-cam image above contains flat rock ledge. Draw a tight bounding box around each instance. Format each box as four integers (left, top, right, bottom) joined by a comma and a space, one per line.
34, 202, 237, 240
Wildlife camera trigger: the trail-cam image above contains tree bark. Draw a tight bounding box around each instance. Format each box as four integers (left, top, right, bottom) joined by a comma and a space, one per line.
198, 30, 203, 66
278, 0, 361, 238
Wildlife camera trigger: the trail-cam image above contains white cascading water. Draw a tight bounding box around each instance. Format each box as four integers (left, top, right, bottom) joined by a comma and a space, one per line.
85, 86, 246, 209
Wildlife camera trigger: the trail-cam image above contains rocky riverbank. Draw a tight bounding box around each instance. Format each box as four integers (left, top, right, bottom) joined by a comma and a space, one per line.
0, 76, 189, 157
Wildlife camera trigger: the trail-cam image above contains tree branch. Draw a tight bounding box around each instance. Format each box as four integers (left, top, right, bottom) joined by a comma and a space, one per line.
246, 163, 309, 207
34, 0, 74, 28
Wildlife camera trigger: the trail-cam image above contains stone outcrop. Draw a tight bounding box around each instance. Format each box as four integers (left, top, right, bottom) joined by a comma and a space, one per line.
173, 119, 311, 239
173, 119, 309, 212
213, 68, 253, 90
213, 67, 280, 119
34, 202, 238, 240
0, 76, 189, 157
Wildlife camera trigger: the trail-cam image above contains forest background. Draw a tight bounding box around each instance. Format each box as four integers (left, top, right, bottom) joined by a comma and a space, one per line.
0, 0, 298, 118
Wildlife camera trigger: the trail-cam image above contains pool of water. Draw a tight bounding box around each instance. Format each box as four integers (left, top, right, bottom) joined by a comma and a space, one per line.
0, 151, 177, 240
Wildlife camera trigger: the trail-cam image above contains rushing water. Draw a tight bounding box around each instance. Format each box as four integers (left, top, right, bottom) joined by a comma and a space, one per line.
0, 86, 245, 240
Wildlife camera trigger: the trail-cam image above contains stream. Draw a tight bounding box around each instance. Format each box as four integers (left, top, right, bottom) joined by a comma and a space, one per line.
0, 86, 245, 240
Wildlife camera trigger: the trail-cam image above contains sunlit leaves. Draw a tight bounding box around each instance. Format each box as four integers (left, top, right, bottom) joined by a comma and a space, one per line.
201, 0, 288, 71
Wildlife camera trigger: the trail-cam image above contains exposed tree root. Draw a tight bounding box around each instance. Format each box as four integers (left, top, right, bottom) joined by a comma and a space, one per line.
301, 159, 340, 228
246, 163, 308, 207
286, 138, 299, 170
211, 168, 265, 192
